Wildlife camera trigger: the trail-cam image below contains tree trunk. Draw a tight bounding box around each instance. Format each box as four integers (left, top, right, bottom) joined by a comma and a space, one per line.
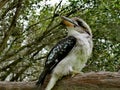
0, 72, 120, 90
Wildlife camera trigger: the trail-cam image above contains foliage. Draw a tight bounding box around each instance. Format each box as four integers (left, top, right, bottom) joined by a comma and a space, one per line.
0, 0, 120, 81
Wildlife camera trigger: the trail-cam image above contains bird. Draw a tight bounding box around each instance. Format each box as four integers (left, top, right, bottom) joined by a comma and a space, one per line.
36, 16, 93, 90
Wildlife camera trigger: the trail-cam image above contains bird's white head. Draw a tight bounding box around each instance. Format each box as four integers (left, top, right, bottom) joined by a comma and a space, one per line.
61, 16, 92, 36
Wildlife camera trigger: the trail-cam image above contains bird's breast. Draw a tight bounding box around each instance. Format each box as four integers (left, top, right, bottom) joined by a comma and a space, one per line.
53, 33, 93, 77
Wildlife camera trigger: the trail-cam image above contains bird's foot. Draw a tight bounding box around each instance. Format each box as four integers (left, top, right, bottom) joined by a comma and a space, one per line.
71, 71, 83, 77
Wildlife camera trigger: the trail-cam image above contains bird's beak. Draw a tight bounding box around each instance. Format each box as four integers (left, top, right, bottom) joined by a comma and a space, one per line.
61, 16, 79, 27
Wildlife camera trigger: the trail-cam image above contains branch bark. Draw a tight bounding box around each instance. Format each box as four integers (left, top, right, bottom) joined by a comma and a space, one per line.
0, 72, 120, 90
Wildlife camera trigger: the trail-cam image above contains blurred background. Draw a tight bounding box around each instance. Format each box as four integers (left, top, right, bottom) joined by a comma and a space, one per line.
0, 0, 120, 81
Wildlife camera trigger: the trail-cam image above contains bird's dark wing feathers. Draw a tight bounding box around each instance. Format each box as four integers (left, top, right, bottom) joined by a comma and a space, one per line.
45, 36, 76, 71
36, 36, 76, 86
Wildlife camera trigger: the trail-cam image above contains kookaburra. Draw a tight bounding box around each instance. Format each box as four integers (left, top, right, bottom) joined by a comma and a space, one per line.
36, 16, 93, 90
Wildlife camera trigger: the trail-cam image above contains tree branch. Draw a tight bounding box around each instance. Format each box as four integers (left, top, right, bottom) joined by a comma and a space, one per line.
0, 0, 9, 9
0, 0, 23, 54
0, 72, 120, 90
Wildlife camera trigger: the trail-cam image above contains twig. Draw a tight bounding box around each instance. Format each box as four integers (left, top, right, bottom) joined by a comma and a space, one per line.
0, 0, 23, 54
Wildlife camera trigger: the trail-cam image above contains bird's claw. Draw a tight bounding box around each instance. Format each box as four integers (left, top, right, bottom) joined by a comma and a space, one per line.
71, 71, 83, 77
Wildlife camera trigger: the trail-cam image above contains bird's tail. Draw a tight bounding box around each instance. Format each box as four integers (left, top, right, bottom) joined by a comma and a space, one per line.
36, 69, 48, 87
